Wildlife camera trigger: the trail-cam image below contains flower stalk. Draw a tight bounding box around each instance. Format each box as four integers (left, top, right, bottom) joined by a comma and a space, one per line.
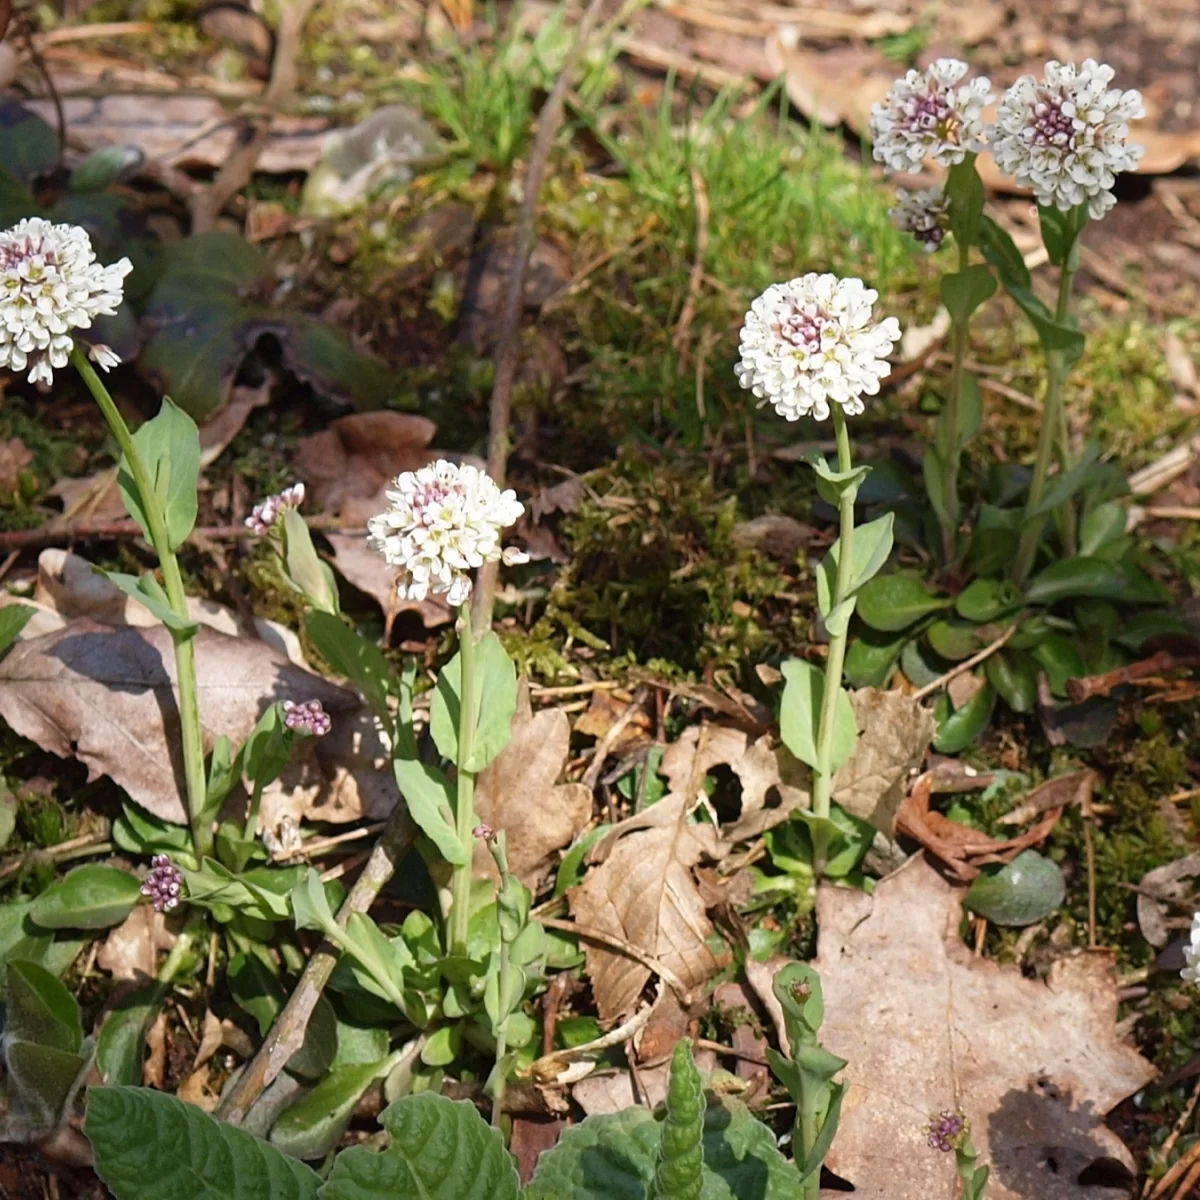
71, 347, 211, 859
941, 237, 971, 563
449, 604, 479, 958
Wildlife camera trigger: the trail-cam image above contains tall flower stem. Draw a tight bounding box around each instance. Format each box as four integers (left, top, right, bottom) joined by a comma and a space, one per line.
811, 408, 855, 869
448, 604, 479, 957
941, 239, 972, 565
1011, 259, 1078, 586
71, 349, 211, 860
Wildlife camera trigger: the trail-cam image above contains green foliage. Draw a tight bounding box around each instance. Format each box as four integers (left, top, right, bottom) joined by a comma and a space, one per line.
964, 850, 1066, 926
321, 1093, 521, 1200
117, 397, 200, 553
28, 864, 141, 930
86, 1086, 320, 1200
779, 659, 856, 774
431, 631, 519, 771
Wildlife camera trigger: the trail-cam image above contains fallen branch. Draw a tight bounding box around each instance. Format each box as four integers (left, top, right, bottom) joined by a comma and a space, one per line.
911, 624, 1018, 702
216, 801, 415, 1125
470, 0, 609, 631
1066, 651, 1200, 704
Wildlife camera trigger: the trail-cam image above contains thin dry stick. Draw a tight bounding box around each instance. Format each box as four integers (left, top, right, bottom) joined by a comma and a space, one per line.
1171, 1153, 1200, 1200
1067, 651, 1200, 704
1158, 1075, 1200, 1172
216, 802, 416, 1125
671, 167, 710, 360
1148, 1138, 1200, 1200
537, 915, 690, 1001
189, 0, 320, 233
470, 0, 609, 632
911, 625, 1019, 702
1082, 778, 1098, 949
526, 980, 664, 1080
580, 686, 649, 792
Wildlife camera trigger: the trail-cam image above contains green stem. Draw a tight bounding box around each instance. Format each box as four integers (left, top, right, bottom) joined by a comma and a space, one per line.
796, 1080, 821, 1200
448, 605, 478, 957
244, 778, 266, 844
71, 349, 211, 859
1011, 262, 1078, 585
941, 239, 971, 565
491, 933, 512, 1126
811, 409, 855, 868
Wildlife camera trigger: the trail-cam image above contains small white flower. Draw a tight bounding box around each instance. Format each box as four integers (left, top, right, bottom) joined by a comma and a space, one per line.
246, 482, 305, 535
1183, 911, 1200, 985
871, 59, 993, 171
736, 274, 901, 422
88, 343, 120, 372
991, 59, 1144, 220
367, 460, 527, 606
890, 187, 951, 252
0, 217, 131, 385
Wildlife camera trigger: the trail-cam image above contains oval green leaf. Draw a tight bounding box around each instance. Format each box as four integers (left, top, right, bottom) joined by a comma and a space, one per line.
30, 864, 142, 931
933, 682, 995, 754
1031, 635, 1086, 697
1025, 557, 1126, 606
964, 849, 1065, 926
856, 575, 949, 633
955, 578, 1023, 623
985, 650, 1039, 713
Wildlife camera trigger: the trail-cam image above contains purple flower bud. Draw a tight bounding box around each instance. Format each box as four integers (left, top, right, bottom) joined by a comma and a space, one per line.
925, 1110, 968, 1153
245, 482, 305, 535
473, 823, 496, 842
140, 854, 185, 913
282, 698, 332, 737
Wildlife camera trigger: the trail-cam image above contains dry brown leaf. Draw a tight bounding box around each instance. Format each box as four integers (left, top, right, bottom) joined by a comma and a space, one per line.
176, 1062, 220, 1112
0, 620, 391, 826
575, 689, 654, 753
96, 906, 175, 983
473, 681, 593, 889
324, 532, 452, 629
730, 514, 814, 561
294, 411, 438, 521
1136, 852, 1200, 948
27, 95, 330, 173
832, 688, 934, 836
0, 437, 33, 494
47, 469, 127, 524
143, 1011, 166, 1089
193, 1009, 224, 1070
797, 856, 1156, 1199
569, 788, 724, 1020
765, 32, 894, 134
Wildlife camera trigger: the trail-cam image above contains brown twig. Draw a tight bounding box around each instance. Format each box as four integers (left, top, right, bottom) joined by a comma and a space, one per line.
1066, 651, 1200, 704
911, 624, 1018, 702
537, 915, 691, 1002
216, 801, 416, 1125
671, 168, 710, 360
189, 0, 320, 233
1148, 1123, 1200, 1198
580, 686, 649, 792
470, 0, 608, 632
1157, 1075, 1200, 1176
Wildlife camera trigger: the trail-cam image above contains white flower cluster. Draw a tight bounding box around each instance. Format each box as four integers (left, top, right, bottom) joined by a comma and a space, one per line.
873, 57, 1143, 229
736, 274, 901, 422
368, 460, 528, 606
0, 217, 131, 385
1184, 911, 1200, 985
991, 59, 1145, 220
870, 59, 993, 172
246, 482, 306, 535
889, 187, 950, 252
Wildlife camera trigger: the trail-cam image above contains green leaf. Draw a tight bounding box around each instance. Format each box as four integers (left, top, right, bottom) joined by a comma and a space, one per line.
241, 703, 292, 790
117, 398, 201, 552
955, 578, 1022, 623
228, 951, 285, 1037
945, 156, 985, 250
275, 313, 394, 412
844, 629, 905, 688
779, 659, 856, 774
933, 682, 995, 753
0, 101, 59, 186
105, 572, 200, 635
97, 985, 160, 1086
1007, 286, 1086, 368
652, 1040, 705, 1200
965, 528, 1018, 577
1038, 203, 1089, 268
1025, 557, 1127, 605
0, 780, 15, 852
391, 758, 467, 866
1031, 635, 1085, 697
420, 1023, 462, 1067
804, 450, 870, 508
555, 825, 612, 898
320, 1092, 521, 1200
817, 514, 895, 635
925, 620, 979, 662
1114, 611, 1187, 652
1079, 502, 1128, 557
939, 264, 996, 327
985, 650, 1039, 713
271, 1059, 392, 1161
956, 373, 984, 448
978, 216, 1031, 291
305, 612, 391, 722
290, 868, 341, 939
430, 632, 518, 771
29, 864, 142, 931
86, 1085, 321, 1200
0, 603, 36, 659
527, 1098, 804, 1200
287, 994, 339, 1082
6, 960, 83, 1053
856, 575, 949, 632
5, 1041, 90, 1129
69, 144, 144, 192
283, 508, 338, 615
113, 801, 193, 860
964, 850, 1066, 926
